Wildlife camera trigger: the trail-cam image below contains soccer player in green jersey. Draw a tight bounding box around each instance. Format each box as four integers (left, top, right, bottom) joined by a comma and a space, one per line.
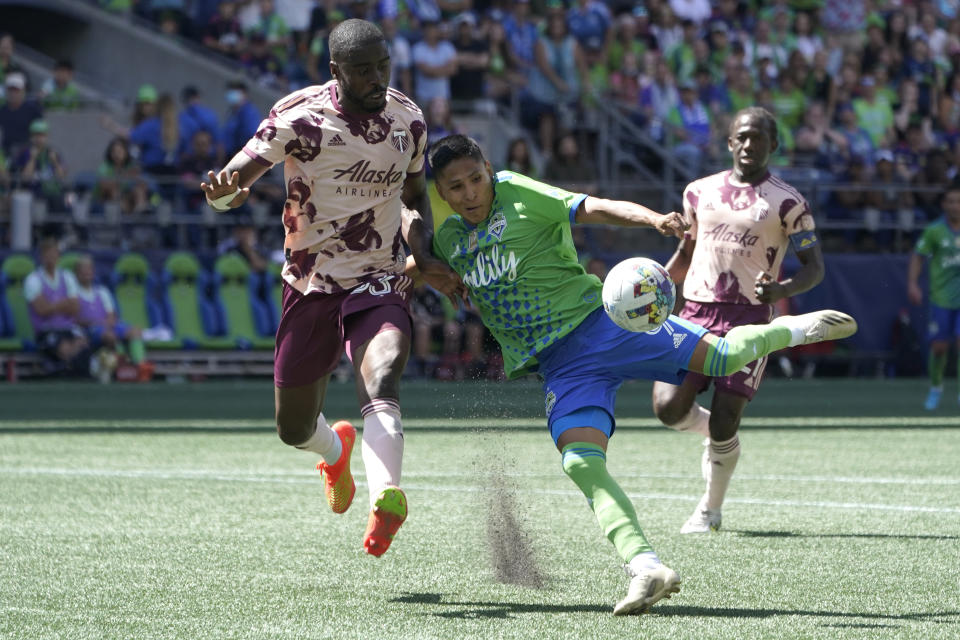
908, 184, 960, 409
425, 134, 857, 615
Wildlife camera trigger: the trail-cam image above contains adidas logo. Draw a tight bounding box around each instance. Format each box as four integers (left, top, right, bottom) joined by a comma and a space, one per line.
328, 134, 345, 146
673, 333, 687, 348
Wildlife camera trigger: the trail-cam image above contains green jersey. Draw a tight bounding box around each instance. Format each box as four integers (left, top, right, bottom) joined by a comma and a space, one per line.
915, 218, 960, 309
433, 172, 598, 378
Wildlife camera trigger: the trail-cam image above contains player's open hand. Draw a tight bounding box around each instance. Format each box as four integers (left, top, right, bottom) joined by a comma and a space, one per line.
655, 211, 688, 238
201, 170, 250, 210
907, 282, 923, 306
754, 272, 787, 303
418, 258, 468, 306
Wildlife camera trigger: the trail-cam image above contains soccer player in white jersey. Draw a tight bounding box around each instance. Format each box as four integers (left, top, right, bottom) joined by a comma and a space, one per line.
201, 19, 463, 557
652, 107, 828, 534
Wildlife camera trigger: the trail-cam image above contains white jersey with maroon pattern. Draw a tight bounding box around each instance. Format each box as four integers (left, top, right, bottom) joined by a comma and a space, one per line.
243, 81, 427, 295
681, 170, 816, 305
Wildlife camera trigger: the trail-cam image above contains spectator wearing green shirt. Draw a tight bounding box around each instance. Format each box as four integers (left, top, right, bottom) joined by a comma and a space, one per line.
40, 60, 81, 111
908, 184, 960, 410
852, 75, 895, 148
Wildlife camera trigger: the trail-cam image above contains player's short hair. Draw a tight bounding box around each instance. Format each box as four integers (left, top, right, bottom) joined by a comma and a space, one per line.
428, 134, 486, 176
329, 19, 386, 62
729, 106, 778, 143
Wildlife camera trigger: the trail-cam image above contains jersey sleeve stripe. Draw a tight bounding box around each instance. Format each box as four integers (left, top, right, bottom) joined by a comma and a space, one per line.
568, 193, 588, 225
242, 146, 273, 167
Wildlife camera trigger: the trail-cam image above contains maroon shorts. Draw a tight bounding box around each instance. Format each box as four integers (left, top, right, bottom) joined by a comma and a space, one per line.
681, 300, 773, 400
274, 276, 413, 388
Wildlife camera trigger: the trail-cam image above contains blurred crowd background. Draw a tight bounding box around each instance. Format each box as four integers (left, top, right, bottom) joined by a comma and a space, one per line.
0, 0, 943, 380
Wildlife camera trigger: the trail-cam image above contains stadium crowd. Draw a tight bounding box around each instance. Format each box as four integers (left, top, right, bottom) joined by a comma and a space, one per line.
0, 1, 956, 379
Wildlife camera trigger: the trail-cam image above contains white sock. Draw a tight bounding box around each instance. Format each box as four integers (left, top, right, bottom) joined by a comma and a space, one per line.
628, 551, 662, 573
704, 434, 741, 511
667, 403, 711, 437
361, 399, 404, 507
294, 412, 341, 465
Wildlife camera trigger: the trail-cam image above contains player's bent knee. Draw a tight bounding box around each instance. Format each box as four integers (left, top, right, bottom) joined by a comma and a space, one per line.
274, 409, 315, 447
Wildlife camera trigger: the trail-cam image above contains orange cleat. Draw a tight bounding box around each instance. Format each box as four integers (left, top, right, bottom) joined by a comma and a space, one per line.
316, 421, 356, 514
363, 486, 407, 557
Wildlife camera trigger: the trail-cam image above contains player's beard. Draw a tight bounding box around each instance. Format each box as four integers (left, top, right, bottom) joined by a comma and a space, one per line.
340, 81, 386, 114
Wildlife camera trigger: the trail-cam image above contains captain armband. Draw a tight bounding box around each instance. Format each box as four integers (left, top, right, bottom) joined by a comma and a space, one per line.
788, 230, 818, 252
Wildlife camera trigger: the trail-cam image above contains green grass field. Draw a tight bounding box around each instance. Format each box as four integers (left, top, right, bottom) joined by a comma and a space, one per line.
2, 378, 959, 639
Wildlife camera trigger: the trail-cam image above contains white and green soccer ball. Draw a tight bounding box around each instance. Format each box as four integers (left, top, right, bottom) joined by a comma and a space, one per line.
601, 257, 676, 333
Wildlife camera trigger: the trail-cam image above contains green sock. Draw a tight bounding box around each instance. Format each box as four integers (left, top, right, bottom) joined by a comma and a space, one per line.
930, 349, 947, 387
701, 324, 793, 377
561, 442, 653, 563
128, 338, 146, 365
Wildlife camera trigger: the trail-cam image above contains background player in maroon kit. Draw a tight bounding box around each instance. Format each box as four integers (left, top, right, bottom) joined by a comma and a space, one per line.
652, 107, 827, 533
201, 19, 462, 556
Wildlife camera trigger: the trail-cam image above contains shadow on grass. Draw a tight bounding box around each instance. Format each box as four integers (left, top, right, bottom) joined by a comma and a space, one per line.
391, 592, 960, 623
730, 529, 960, 541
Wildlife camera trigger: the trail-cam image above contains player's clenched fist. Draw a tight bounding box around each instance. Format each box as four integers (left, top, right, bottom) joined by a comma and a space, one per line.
655, 211, 688, 238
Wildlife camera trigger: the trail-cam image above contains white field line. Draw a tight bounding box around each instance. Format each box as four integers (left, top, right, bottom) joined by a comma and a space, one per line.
2, 416, 960, 428
2, 467, 959, 514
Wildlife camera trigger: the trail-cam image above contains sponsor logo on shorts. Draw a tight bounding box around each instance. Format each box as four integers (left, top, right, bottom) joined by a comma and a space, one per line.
673, 333, 687, 348
545, 390, 557, 417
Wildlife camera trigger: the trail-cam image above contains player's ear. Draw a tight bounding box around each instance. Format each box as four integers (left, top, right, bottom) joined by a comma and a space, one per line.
727, 136, 734, 153
485, 160, 494, 179
329, 60, 339, 81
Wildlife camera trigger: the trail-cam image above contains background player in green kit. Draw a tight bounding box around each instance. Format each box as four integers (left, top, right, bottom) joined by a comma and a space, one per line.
908, 184, 960, 410
425, 134, 857, 615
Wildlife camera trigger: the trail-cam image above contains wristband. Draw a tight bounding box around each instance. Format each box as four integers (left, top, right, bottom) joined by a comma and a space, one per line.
207, 188, 240, 211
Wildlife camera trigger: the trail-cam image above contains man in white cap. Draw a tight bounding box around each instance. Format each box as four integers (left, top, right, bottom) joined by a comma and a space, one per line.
0, 72, 43, 157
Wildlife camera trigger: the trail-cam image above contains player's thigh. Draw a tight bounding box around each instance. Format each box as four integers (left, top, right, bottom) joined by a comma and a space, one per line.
346, 304, 412, 404
274, 376, 330, 444
556, 425, 609, 453
707, 388, 751, 441
274, 284, 345, 388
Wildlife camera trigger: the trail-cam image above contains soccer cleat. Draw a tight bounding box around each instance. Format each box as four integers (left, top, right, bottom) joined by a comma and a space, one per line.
363, 486, 408, 557
770, 310, 858, 345
924, 387, 943, 411
613, 564, 681, 615
680, 505, 722, 534
316, 420, 356, 514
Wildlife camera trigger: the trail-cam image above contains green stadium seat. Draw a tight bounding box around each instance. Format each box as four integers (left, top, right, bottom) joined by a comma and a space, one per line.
57, 252, 82, 274
0, 254, 38, 351
161, 252, 233, 350
213, 253, 274, 349
112, 252, 172, 349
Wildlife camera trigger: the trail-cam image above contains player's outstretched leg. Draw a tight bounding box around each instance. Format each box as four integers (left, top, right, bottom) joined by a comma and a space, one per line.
315, 420, 357, 514
360, 398, 407, 556
561, 442, 681, 614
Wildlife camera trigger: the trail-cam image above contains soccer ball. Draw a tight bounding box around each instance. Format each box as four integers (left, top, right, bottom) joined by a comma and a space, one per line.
601, 257, 676, 333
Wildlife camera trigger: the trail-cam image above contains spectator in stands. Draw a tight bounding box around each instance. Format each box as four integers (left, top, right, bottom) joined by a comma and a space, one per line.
771, 67, 806, 131
220, 81, 260, 158
177, 129, 217, 216
665, 19, 698, 84
95, 136, 151, 215
40, 60, 81, 111
609, 50, 643, 113
745, 20, 787, 77
449, 13, 490, 108
794, 100, 845, 173
130, 91, 180, 184
913, 148, 953, 220
693, 64, 729, 120
72, 254, 148, 380
241, 31, 286, 88
893, 121, 933, 182
607, 12, 648, 77
0, 33, 26, 91
639, 56, 680, 141
245, 0, 291, 63
305, 9, 346, 87
667, 80, 712, 174
790, 11, 822, 65
567, 0, 612, 57
382, 15, 413, 97
24, 237, 90, 376
825, 155, 871, 247
484, 20, 525, 105
669, 0, 712, 26
0, 73, 43, 158
502, 0, 539, 78
650, 4, 682, 55
523, 9, 589, 159
865, 149, 917, 248
202, 0, 245, 59
425, 96, 459, 148
805, 50, 835, 116
13, 119, 70, 212
412, 18, 458, 105
544, 131, 596, 195
177, 85, 220, 161
504, 137, 536, 177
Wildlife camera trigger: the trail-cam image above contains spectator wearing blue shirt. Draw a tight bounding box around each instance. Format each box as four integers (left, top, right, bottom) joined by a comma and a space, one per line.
567, 0, 612, 56
502, 0, 539, 73
129, 91, 179, 176
177, 85, 219, 161
220, 81, 260, 158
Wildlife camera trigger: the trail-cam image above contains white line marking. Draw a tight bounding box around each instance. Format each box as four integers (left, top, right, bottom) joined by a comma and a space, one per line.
2, 467, 958, 514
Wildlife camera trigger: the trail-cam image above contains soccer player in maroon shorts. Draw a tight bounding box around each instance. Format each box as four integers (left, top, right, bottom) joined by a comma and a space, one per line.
652, 107, 827, 533
201, 19, 463, 556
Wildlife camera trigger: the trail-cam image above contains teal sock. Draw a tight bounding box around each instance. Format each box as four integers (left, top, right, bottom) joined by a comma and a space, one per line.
701, 324, 793, 377
929, 349, 947, 387
561, 442, 653, 563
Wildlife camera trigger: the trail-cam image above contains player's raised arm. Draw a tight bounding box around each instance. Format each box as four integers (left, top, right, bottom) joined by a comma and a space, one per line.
200, 151, 270, 211
574, 197, 687, 238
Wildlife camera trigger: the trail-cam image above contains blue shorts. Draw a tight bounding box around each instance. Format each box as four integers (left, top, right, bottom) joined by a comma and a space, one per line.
87, 322, 133, 346
537, 307, 708, 443
928, 304, 960, 342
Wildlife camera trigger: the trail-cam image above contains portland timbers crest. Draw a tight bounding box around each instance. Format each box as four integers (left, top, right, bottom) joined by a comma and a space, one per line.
391, 129, 409, 153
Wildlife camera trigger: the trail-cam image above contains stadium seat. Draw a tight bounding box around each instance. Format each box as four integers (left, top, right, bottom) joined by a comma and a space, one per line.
0, 254, 38, 351
265, 261, 284, 334
57, 252, 82, 274
160, 252, 233, 349
111, 252, 170, 349
212, 253, 274, 349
